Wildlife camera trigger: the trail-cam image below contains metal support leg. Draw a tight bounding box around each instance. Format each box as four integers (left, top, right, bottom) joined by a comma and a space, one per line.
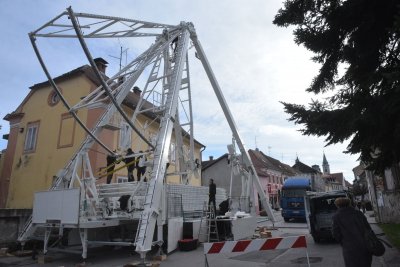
79, 228, 88, 259
58, 225, 64, 238
191, 36, 276, 223
139, 251, 147, 265
205, 254, 209, 267
305, 248, 311, 267
157, 213, 163, 252
43, 228, 51, 255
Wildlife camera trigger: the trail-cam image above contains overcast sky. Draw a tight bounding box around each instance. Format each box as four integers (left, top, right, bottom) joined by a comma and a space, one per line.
0, 0, 360, 182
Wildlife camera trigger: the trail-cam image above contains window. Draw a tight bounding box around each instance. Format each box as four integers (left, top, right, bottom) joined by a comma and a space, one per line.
117, 176, 128, 183
24, 121, 40, 152
169, 142, 176, 163
281, 189, 306, 198
314, 197, 338, 212
58, 113, 76, 148
119, 121, 132, 148
391, 163, 400, 189
149, 132, 158, 146
384, 165, 400, 190
48, 90, 60, 106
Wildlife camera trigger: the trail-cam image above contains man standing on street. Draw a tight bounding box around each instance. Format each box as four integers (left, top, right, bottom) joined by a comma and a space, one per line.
209, 179, 217, 216
332, 197, 373, 267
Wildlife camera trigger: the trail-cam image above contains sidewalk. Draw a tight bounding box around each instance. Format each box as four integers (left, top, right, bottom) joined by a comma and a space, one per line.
365, 210, 400, 267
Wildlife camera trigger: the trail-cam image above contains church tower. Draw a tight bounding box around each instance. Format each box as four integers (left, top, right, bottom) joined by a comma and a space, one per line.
322, 153, 330, 175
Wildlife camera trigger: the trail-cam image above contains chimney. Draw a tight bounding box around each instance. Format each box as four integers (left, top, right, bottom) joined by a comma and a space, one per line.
209, 156, 214, 161
312, 165, 321, 172
94, 57, 108, 74
133, 86, 142, 95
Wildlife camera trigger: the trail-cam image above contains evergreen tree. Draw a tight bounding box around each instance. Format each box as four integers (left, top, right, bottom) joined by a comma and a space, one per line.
352, 178, 368, 200
274, 0, 400, 173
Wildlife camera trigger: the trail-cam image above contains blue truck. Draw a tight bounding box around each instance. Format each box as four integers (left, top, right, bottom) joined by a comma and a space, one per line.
280, 177, 312, 222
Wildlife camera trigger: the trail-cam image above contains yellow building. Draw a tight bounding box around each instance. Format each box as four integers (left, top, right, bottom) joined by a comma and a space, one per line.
0, 58, 204, 209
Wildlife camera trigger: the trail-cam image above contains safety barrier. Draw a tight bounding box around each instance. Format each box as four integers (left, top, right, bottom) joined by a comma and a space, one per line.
203, 235, 310, 267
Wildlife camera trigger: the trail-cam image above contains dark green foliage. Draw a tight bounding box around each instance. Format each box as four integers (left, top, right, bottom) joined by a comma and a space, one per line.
274, 0, 400, 173
352, 178, 368, 197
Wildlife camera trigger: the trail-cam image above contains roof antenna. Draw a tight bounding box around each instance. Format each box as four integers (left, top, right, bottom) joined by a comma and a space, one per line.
109, 45, 129, 71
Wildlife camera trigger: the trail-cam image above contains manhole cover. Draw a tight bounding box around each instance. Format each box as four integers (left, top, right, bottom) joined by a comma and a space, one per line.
291, 257, 323, 264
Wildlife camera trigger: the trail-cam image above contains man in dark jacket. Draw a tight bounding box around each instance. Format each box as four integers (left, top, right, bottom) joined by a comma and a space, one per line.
124, 148, 135, 182
106, 151, 117, 184
136, 151, 147, 182
332, 197, 373, 267
209, 179, 217, 216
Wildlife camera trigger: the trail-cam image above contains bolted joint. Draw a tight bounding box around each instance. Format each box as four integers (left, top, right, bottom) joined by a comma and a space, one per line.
143, 207, 159, 218
178, 21, 196, 38
187, 22, 197, 38
162, 28, 169, 41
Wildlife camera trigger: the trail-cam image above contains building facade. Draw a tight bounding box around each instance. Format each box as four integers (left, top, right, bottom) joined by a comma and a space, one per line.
291, 157, 325, 192
322, 153, 330, 175
355, 163, 400, 223
0, 59, 203, 209
248, 149, 298, 211
201, 149, 298, 214
201, 154, 243, 199
318, 153, 346, 191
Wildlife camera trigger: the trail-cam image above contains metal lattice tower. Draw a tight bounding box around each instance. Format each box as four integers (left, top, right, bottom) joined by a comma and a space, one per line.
19, 7, 276, 262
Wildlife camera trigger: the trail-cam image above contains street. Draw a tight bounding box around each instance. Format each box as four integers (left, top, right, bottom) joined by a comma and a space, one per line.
0, 210, 398, 267
162, 210, 399, 267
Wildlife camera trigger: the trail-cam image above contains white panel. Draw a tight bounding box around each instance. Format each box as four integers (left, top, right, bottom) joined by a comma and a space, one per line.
198, 220, 208, 243
191, 220, 201, 239
167, 217, 183, 253
32, 188, 80, 225
276, 236, 297, 249
220, 241, 236, 253
231, 216, 257, 240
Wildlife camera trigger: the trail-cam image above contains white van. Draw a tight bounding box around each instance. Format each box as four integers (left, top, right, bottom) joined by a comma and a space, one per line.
304, 190, 353, 243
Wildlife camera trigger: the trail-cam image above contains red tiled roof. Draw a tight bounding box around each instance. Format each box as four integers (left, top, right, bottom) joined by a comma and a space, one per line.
249, 149, 297, 176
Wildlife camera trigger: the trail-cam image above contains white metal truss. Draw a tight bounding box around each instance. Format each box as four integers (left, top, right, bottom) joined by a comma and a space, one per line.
19, 7, 275, 263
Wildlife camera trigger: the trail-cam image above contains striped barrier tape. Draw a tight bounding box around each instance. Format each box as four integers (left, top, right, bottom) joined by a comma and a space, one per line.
204, 235, 307, 254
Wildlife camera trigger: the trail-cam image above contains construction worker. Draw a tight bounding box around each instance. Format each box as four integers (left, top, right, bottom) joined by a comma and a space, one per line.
136, 151, 147, 182
124, 148, 135, 182
106, 151, 117, 184
209, 179, 217, 217
171, 36, 179, 54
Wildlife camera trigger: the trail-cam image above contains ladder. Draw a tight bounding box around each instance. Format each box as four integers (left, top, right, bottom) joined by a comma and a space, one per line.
198, 202, 219, 243
134, 27, 191, 258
